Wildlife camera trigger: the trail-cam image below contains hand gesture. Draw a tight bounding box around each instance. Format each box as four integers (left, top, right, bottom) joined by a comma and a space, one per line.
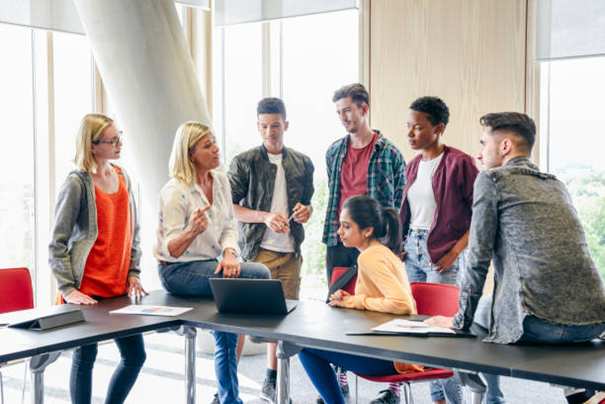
187, 205, 211, 236
328, 289, 351, 307
264, 212, 290, 233
433, 249, 459, 273
291, 203, 312, 224
127, 276, 149, 298
64, 290, 97, 305
214, 250, 241, 278
424, 316, 454, 329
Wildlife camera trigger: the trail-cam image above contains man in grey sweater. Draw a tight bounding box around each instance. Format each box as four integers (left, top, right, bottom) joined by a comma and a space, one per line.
427, 112, 605, 403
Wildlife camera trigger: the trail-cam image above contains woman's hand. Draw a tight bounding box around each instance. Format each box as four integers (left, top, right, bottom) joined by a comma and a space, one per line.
187, 205, 211, 236
214, 250, 241, 278
264, 212, 290, 233
64, 290, 97, 305
127, 276, 149, 298
328, 289, 351, 307
433, 249, 459, 273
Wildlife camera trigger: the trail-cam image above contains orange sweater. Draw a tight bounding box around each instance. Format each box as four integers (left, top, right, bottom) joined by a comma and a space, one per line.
344, 240, 423, 374
79, 169, 131, 297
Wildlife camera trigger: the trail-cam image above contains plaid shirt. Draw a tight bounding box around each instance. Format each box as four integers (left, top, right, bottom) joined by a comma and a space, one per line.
322, 131, 406, 246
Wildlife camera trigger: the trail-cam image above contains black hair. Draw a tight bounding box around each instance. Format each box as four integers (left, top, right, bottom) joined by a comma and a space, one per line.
479, 112, 536, 152
342, 195, 402, 254
409, 96, 450, 127
257, 97, 287, 121
332, 83, 370, 107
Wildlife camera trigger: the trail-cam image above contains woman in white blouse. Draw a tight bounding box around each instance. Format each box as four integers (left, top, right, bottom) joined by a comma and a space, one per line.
155, 121, 270, 404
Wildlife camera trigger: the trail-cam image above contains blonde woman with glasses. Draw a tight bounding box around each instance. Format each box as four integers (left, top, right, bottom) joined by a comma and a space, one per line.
49, 113, 147, 404
155, 121, 270, 404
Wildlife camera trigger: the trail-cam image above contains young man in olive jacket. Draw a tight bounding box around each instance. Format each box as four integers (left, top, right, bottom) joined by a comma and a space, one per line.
227, 97, 314, 404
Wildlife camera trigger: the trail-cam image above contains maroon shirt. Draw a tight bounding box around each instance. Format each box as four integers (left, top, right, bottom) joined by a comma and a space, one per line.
399, 145, 479, 263
338, 132, 377, 214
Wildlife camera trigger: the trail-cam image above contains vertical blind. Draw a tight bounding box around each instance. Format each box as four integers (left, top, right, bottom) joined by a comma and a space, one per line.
214, 0, 358, 26
536, 0, 605, 61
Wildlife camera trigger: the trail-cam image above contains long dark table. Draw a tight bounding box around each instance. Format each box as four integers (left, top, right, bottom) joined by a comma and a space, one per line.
1, 290, 604, 404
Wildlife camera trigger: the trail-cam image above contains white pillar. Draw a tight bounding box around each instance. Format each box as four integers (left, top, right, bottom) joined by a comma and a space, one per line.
73, 0, 211, 205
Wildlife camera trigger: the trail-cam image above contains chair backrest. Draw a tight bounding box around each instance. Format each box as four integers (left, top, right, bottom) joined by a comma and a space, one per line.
410, 281, 459, 317
330, 266, 357, 296
0, 267, 34, 314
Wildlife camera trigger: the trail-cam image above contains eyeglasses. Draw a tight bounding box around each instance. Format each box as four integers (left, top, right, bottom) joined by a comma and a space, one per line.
93, 132, 123, 147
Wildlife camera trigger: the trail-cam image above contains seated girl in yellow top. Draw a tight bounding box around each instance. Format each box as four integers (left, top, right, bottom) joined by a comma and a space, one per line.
298, 195, 430, 404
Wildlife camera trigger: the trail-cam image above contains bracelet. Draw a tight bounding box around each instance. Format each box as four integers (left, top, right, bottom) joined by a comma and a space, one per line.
224, 247, 237, 257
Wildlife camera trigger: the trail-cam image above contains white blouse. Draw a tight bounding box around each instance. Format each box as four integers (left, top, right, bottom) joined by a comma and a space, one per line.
154, 170, 239, 262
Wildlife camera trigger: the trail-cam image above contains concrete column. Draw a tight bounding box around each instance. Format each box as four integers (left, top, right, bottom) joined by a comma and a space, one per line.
73, 0, 211, 206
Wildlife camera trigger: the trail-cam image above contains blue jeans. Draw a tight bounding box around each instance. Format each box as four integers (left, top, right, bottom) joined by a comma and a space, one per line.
70, 334, 146, 404
158, 259, 270, 404
404, 229, 463, 402
299, 348, 398, 404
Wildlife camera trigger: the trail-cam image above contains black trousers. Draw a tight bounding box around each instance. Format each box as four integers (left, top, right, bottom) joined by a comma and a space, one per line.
325, 241, 360, 284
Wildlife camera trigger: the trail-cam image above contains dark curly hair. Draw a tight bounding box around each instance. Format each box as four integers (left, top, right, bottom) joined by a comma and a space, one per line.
257, 97, 287, 121
410, 96, 450, 128
480, 112, 536, 153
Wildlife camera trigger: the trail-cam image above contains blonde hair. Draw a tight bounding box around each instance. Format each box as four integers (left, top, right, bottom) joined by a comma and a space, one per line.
169, 121, 212, 184
74, 113, 114, 173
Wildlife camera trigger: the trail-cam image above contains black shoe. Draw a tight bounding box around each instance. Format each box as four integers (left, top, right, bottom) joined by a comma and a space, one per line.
316, 384, 350, 404
211, 392, 220, 404
261, 378, 276, 403
370, 389, 401, 404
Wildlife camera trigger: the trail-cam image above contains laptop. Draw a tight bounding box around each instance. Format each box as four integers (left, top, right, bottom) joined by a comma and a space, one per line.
209, 278, 298, 315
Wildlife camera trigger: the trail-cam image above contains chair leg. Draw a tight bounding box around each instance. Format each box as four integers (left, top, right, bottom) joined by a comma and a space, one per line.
354, 374, 358, 404
22, 361, 28, 403
401, 382, 413, 404
1, 369, 4, 404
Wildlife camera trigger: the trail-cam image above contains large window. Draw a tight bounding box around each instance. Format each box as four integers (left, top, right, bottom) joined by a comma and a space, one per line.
213, 9, 360, 296
540, 57, 605, 280
0, 23, 95, 304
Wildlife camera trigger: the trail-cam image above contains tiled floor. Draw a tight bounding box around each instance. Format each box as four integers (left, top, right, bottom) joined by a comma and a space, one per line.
1, 330, 568, 403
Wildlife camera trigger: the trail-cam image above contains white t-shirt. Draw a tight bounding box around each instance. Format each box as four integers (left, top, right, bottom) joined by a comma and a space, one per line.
260, 153, 295, 253
407, 153, 444, 230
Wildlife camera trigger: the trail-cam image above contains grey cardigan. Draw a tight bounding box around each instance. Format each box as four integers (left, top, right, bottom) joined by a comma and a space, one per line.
49, 165, 141, 296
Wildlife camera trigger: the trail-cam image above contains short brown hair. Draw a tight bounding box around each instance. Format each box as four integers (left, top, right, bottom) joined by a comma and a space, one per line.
332, 83, 369, 107
480, 112, 536, 153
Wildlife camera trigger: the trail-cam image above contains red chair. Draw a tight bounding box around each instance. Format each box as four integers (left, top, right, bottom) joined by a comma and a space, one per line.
330, 266, 357, 296
0, 267, 35, 404
355, 282, 461, 404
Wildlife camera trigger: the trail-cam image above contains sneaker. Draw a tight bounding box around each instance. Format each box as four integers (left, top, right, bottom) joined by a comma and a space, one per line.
370, 389, 401, 404
211, 392, 220, 404
260, 378, 276, 403
315, 384, 350, 404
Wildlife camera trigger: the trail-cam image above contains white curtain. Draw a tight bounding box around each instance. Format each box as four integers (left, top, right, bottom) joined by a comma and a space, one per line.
536, 0, 605, 61
214, 0, 358, 26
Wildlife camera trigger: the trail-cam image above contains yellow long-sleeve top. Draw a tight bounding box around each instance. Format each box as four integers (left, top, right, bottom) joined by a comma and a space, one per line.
343, 240, 423, 374
344, 240, 417, 315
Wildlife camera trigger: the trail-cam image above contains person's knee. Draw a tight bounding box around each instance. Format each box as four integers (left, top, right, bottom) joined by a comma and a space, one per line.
74, 343, 98, 365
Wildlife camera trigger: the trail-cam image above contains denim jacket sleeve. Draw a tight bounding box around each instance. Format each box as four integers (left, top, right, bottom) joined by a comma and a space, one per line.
453, 171, 499, 330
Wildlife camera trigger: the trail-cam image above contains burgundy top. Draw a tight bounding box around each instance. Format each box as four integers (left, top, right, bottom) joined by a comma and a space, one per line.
338, 132, 377, 214
399, 145, 479, 263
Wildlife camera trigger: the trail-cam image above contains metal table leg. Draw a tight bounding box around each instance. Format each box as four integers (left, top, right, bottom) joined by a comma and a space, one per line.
28, 351, 60, 404
454, 369, 486, 404
276, 341, 301, 404
176, 326, 197, 404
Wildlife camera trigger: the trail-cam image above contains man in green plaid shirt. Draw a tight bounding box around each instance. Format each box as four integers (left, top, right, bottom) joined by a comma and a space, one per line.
320, 83, 406, 404
322, 83, 406, 283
